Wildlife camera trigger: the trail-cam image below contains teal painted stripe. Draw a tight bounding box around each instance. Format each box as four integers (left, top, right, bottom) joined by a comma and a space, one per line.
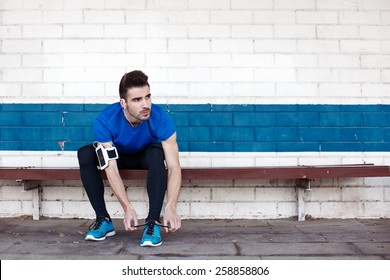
0, 104, 389, 152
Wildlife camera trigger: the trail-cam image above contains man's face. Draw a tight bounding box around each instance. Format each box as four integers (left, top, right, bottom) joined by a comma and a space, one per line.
122, 85, 152, 123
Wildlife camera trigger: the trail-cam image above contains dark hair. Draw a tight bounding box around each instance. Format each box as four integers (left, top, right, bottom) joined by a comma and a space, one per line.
119, 70, 150, 99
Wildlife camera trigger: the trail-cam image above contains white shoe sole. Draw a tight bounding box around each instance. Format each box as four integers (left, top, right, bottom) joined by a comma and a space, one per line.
85, 230, 116, 241
140, 240, 162, 247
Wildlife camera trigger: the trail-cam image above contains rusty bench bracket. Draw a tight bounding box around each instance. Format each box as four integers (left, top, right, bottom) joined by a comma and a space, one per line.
295, 179, 312, 221
17, 180, 42, 220
17, 180, 41, 191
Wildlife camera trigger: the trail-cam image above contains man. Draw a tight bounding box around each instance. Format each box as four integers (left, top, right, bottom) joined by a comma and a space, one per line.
77, 70, 181, 247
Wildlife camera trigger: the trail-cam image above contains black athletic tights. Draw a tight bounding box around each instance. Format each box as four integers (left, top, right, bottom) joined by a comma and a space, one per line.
77, 143, 167, 222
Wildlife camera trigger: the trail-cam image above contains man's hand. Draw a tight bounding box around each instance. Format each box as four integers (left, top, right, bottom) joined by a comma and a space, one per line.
123, 204, 138, 231
163, 209, 181, 233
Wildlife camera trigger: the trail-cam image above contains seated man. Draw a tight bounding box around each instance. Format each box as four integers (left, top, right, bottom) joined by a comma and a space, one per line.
77, 70, 181, 247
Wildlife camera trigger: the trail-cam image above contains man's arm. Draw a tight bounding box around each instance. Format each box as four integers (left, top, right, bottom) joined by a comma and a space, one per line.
99, 142, 138, 231
161, 132, 182, 233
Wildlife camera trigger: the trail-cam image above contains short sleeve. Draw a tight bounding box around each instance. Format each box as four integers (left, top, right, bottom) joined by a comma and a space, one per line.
156, 111, 176, 142
93, 117, 112, 143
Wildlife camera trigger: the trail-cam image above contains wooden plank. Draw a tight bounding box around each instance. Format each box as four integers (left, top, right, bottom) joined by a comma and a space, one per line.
0, 164, 389, 181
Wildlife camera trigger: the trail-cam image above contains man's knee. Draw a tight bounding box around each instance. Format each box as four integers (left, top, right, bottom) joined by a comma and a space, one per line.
77, 144, 96, 166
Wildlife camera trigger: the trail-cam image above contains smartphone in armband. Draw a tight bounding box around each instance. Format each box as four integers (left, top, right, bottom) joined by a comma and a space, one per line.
94, 143, 119, 170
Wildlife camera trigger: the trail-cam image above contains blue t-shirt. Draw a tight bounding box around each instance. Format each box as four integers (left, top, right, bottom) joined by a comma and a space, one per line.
93, 103, 176, 154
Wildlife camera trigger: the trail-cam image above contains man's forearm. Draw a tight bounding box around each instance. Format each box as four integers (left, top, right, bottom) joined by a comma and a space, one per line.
165, 166, 182, 211
105, 168, 132, 211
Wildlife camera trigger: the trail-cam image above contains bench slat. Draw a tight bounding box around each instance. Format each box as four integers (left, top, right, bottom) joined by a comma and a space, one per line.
0, 164, 389, 181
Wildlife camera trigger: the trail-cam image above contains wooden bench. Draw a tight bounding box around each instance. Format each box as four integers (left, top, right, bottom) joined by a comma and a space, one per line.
1, 164, 389, 221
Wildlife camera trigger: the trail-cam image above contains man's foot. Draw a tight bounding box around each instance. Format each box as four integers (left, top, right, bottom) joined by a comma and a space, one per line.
85, 217, 115, 241
140, 220, 162, 247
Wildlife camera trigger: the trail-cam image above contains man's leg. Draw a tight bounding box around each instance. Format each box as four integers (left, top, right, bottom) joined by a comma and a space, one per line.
77, 144, 110, 219
78, 144, 115, 241
140, 143, 167, 222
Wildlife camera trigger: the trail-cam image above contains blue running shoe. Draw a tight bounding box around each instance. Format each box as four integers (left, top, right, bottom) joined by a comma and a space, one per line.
140, 220, 163, 247
85, 217, 115, 241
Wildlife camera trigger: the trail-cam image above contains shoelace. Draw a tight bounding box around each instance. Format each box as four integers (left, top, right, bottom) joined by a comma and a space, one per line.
136, 221, 169, 235
88, 218, 107, 231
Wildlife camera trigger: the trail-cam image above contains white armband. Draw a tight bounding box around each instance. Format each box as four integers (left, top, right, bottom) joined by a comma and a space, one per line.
93, 142, 119, 170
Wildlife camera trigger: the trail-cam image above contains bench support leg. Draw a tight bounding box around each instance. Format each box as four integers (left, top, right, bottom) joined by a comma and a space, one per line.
297, 188, 305, 221
32, 187, 42, 220
296, 179, 311, 221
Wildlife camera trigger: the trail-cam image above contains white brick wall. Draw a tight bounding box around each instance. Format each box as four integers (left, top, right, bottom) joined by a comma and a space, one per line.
0, 0, 388, 103
1, 0, 390, 219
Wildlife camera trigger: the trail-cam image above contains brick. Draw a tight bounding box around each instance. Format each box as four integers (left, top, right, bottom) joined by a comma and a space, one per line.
319, 84, 361, 97
23, 25, 62, 38
231, 0, 273, 9
0, 55, 21, 67
0, 201, 22, 216
297, 40, 339, 53
85, 11, 124, 23
362, 113, 390, 127
64, 0, 104, 9
44, 40, 84, 53
382, 12, 390, 24
211, 127, 254, 142
0, 0, 62, 9
211, 11, 252, 24
146, 24, 187, 38
319, 55, 360, 67
147, 54, 188, 67
178, 188, 211, 202
340, 12, 381, 24
169, 39, 210, 53
2, 40, 41, 53
361, 55, 390, 68
190, 112, 232, 127
126, 11, 166, 24
274, 0, 315, 10
0, 26, 21, 38
41, 201, 63, 217
322, 202, 361, 218
42, 186, 83, 201
296, 11, 338, 24
317, 0, 358, 10
255, 40, 296, 53
276, 84, 317, 97
232, 25, 273, 38
277, 202, 296, 217
23, 55, 62, 68
383, 70, 390, 82
343, 187, 384, 202
3, 69, 42, 82
298, 69, 339, 82
190, 202, 234, 218
0, 112, 22, 126
234, 112, 275, 127
188, 0, 230, 9
358, 0, 390, 10
275, 25, 316, 38
146, 0, 187, 10
319, 112, 361, 126
1, 186, 33, 200
64, 25, 104, 38
212, 156, 255, 167
127, 39, 167, 52
169, 112, 189, 126
212, 39, 253, 52
44, 68, 85, 82
104, 25, 145, 38
255, 69, 296, 82
85, 40, 125, 53
232, 83, 274, 97
62, 54, 102, 67
275, 54, 317, 67
233, 54, 274, 67
212, 68, 254, 82
42, 127, 85, 141
340, 70, 381, 83
233, 202, 278, 218
42, 11, 83, 24
63, 201, 94, 218
212, 188, 255, 202
360, 26, 390, 39
2, 11, 42, 24
189, 25, 230, 38
254, 11, 295, 24
255, 127, 298, 142
190, 54, 230, 67
189, 142, 233, 152
305, 188, 341, 202
235, 142, 276, 152
168, 68, 211, 82
341, 128, 383, 141
105, 0, 146, 9
277, 112, 319, 126
317, 26, 359, 39
341, 40, 381, 53
168, 11, 208, 24
64, 83, 104, 97
22, 112, 62, 126
385, 188, 390, 201
22, 84, 63, 97
153, 82, 189, 97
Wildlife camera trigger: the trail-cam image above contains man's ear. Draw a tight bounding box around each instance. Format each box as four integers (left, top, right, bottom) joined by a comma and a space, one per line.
120, 98, 127, 108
